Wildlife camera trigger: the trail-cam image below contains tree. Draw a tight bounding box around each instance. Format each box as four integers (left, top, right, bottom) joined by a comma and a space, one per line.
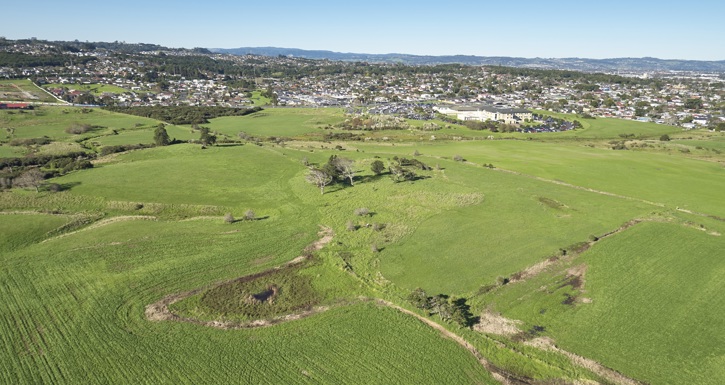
305, 169, 333, 195
407, 288, 431, 310
154, 124, 170, 146
14, 168, 44, 192
389, 165, 416, 183
370, 160, 385, 175
684, 98, 703, 110
199, 127, 216, 146
333, 157, 355, 186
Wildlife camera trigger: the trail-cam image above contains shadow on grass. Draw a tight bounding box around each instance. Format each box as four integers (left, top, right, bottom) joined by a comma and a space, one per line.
44, 181, 81, 192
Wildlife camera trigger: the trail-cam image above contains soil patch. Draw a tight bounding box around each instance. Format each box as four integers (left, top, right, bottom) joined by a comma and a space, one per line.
474, 310, 523, 336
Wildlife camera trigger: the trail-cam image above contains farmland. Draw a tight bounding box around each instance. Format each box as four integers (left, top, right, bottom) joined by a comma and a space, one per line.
1, 106, 724, 384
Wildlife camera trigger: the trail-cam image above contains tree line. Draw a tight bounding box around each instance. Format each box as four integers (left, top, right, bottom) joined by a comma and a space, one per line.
102, 106, 262, 125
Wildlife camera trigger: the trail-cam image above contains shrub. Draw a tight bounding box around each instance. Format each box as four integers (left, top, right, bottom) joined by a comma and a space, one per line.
453, 154, 464, 162
224, 213, 235, 224
346, 221, 356, 232
660, 134, 671, 141
370, 160, 385, 175
354, 207, 370, 217
65, 124, 92, 134
244, 209, 256, 221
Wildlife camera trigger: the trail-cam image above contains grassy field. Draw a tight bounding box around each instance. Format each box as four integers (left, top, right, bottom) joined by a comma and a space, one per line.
0, 79, 57, 103
483, 219, 725, 385
0, 106, 159, 142
355, 139, 725, 218
202, 107, 344, 138
0, 214, 500, 384
1, 106, 723, 384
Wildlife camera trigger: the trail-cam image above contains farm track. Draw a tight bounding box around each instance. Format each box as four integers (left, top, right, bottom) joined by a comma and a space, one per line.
508, 218, 645, 285
525, 338, 645, 385
41, 215, 157, 243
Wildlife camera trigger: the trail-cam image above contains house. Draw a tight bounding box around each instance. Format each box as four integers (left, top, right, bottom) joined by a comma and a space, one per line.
436, 104, 532, 125
0, 103, 31, 110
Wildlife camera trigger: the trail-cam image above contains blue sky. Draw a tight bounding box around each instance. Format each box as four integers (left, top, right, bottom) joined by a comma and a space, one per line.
2, 0, 724, 60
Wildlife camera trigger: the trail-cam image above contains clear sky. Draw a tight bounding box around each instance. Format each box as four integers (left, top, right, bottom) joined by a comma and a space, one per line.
2, 0, 724, 60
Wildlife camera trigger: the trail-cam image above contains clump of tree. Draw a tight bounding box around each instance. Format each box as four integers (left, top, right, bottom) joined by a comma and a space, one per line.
102, 106, 262, 125
199, 127, 216, 147
8, 137, 51, 147
99, 143, 153, 156
154, 124, 171, 146
387, 156, 429, 183
304, 155, 358, 194
12, 168, 45, 192
407, 288, 476, 327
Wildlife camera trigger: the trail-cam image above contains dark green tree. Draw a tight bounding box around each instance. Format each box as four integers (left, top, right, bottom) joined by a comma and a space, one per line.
199, 127, 216, 146
154, 124, 170, 146
370, 160, 385, 175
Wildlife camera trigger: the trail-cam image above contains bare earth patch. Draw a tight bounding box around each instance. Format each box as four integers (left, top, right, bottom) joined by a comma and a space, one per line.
474, 310, 523, 336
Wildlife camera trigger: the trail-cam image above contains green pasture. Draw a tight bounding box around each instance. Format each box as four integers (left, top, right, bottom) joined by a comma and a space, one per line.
0, 143, 26, 157
533, 110, 682, 139
0, 214, 499, 384
0, 79, 57, 103
356, 140, 725, 218
378, 160, 654, 295
88, 124, 198, 147
202, 108, 344, 138
485, 220, 725, 385
53, 144, 309, 212
43, 83, 131, 95
250, 90, 271, 106
0, 213, 71, 252
0, 106, 160, 141
2, 106, 725, 384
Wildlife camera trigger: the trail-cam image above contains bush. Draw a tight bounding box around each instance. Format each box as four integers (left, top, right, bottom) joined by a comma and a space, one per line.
224, 213, 235, 224
453, 154, 464, 162
660, 134, 671, 141
354, 207, 370, 217
244, 209, 256, 221
370, 160, 385, 175
65, 124, 92, 134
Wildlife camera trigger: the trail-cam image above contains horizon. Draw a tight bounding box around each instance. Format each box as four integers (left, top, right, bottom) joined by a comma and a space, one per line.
3, 0, 725, 61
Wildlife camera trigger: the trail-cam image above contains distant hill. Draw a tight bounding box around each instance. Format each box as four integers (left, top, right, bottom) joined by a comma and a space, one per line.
211, 47, 725, 72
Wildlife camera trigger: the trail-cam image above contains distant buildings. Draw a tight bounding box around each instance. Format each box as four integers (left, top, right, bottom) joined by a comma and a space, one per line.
435, 104, 532, 124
